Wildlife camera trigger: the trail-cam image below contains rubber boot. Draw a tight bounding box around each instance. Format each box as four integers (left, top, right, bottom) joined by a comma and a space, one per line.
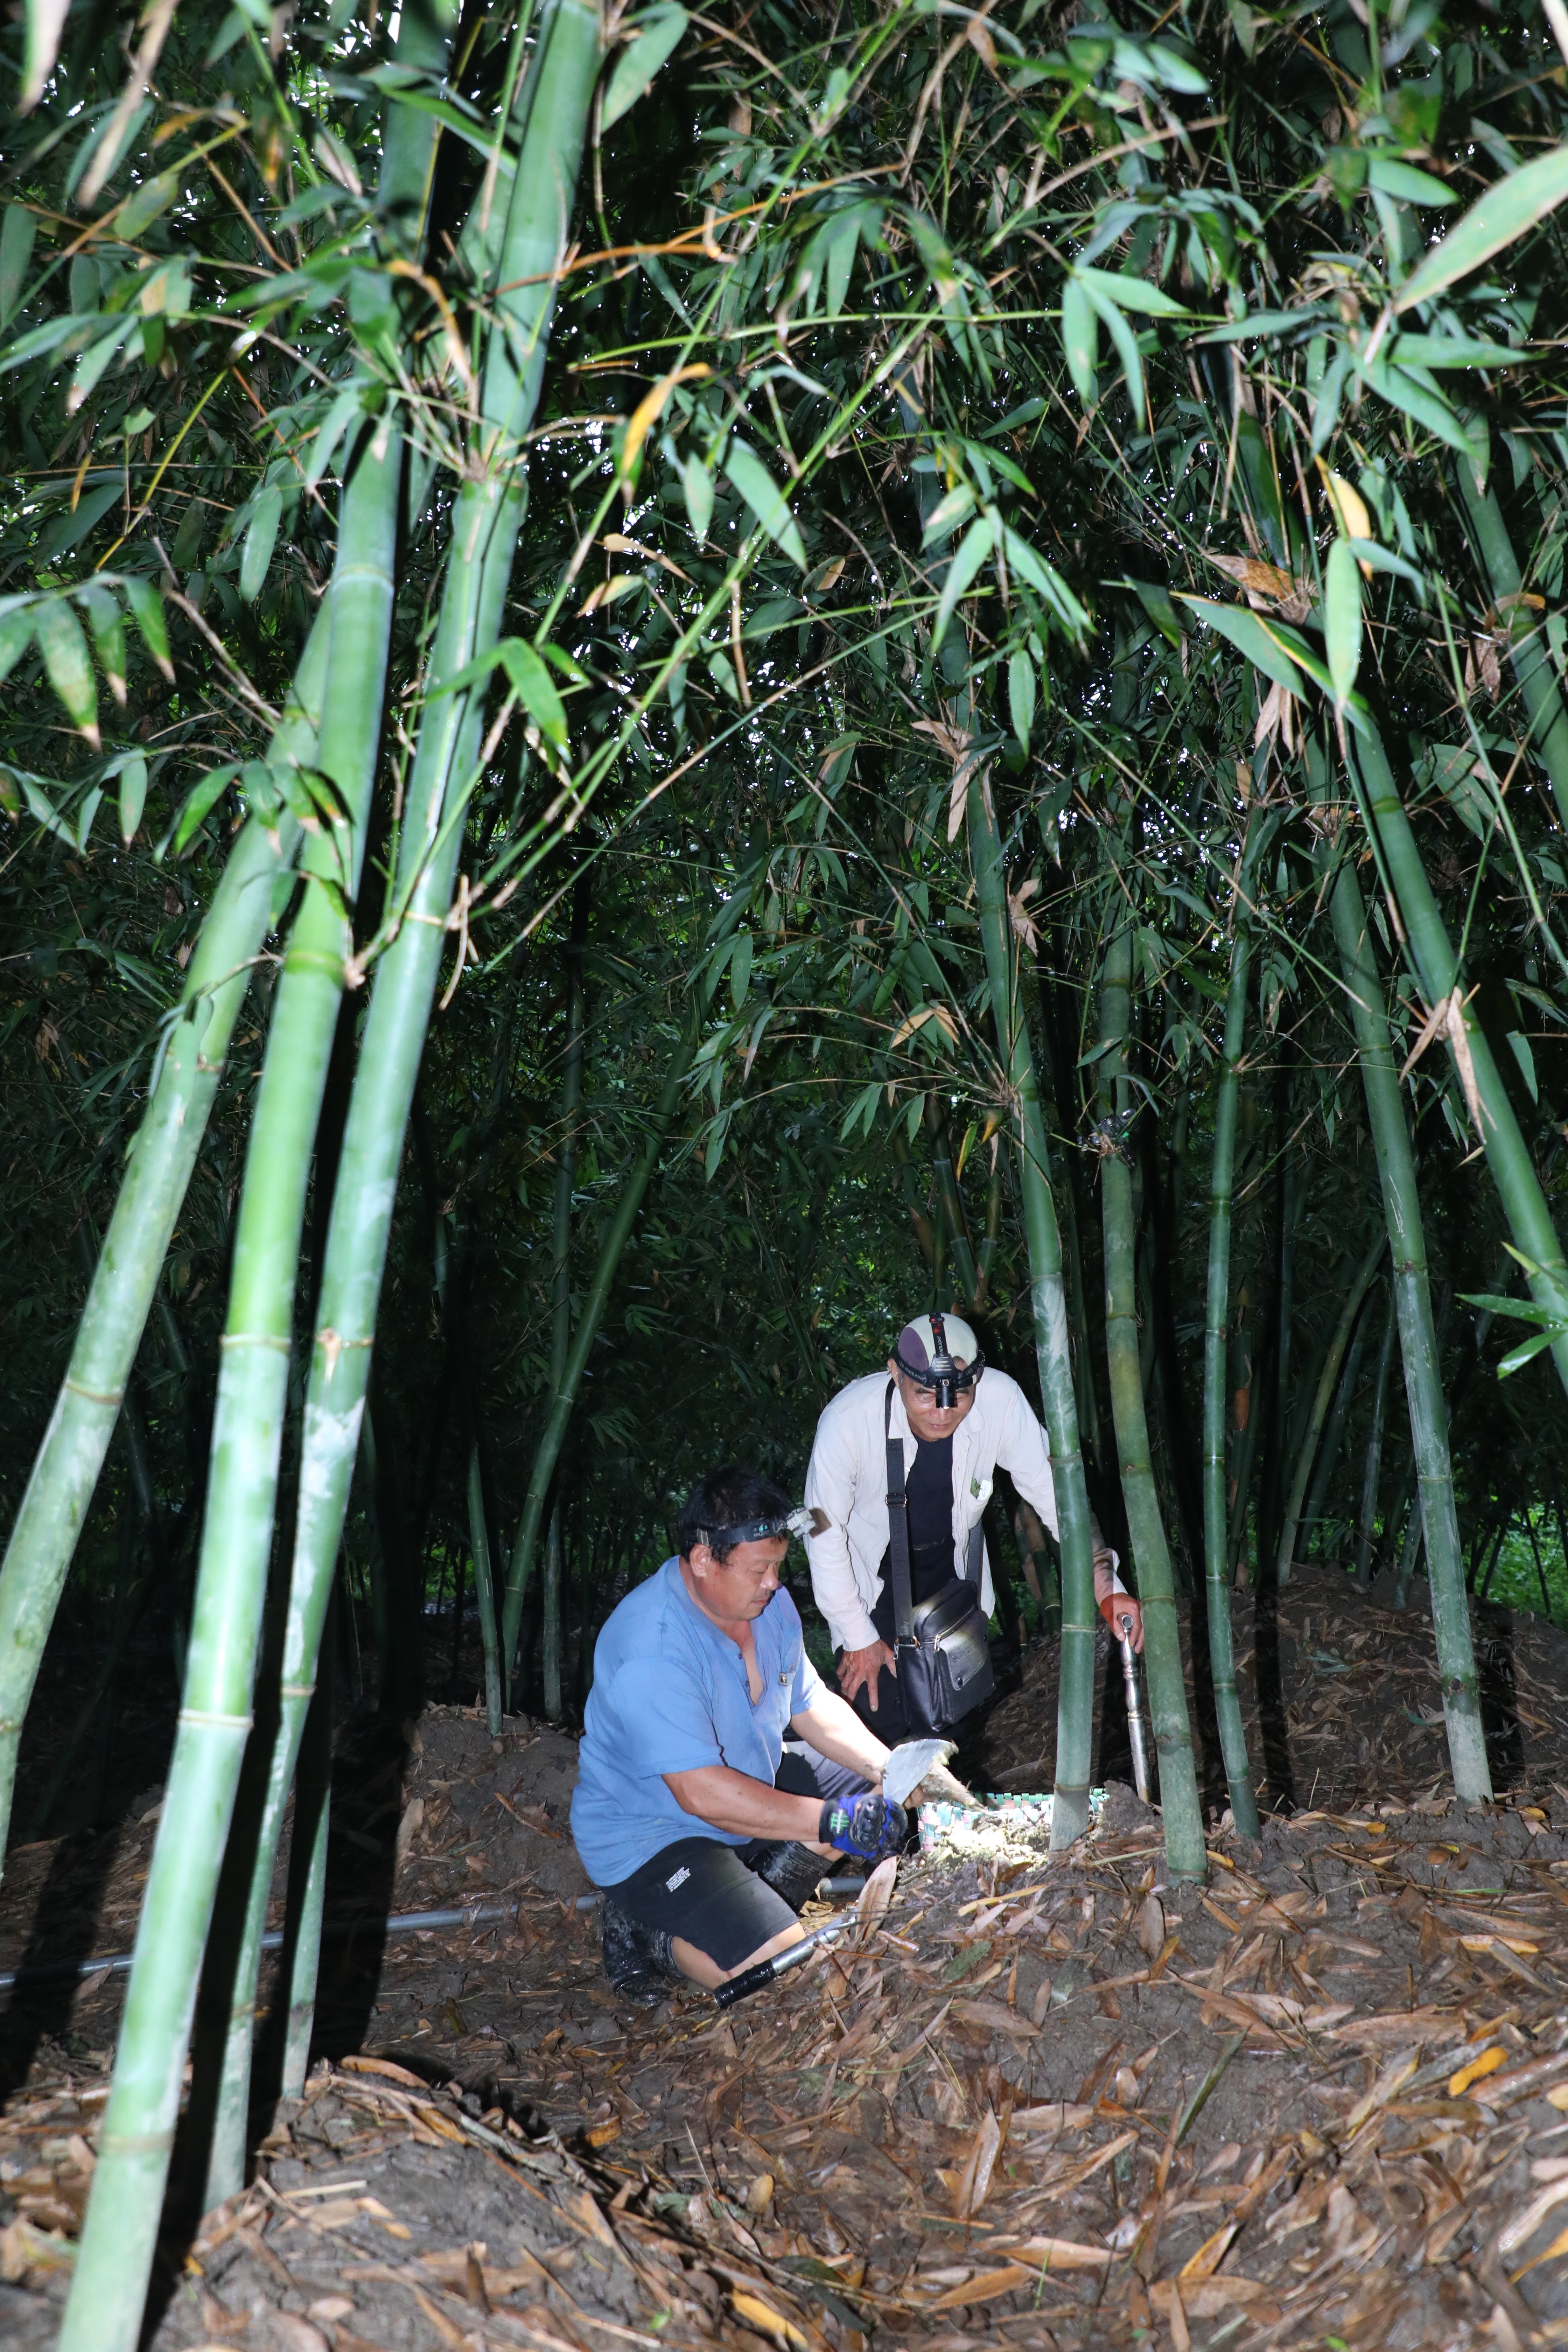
750, 1840, 828, 1912
601, 1899, 679, 2007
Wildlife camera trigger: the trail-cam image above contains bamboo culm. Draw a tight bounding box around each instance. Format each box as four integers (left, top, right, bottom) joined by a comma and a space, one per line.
230, 0, 603, 2088
1355, 1292, 1396, 1587
1274, 1230, 1385, 1587
1324, 832, 1491, 1801
62, 413, 398, 2315
1457, 466, 1568, 838
1096, 910, 1206, 1881
198, 410, 406, 2214
1200, 814, 1264, 1838
0, 612, 327, 1874
966, 765, 1099, 1849
502, 1019, 699, 1685
1349, 725, 1568, 1399
469, 1438, 503, 1734
60, 10, 604, 2333
541, 879, 588, 1720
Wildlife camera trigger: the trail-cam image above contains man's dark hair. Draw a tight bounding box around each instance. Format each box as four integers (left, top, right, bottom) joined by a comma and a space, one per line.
676, 1467, 793, 1564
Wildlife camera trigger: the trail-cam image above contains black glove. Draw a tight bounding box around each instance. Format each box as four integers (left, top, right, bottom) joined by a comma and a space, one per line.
819, 1792, 907, 1862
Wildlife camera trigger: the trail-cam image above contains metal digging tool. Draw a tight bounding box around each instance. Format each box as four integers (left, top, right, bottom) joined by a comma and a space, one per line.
713, 1915, 848, 2009
1118, 1611, 1152, 1804
881, 1736, 977, 1810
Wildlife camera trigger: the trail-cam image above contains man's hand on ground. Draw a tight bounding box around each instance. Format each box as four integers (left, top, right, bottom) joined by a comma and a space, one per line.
819, 1792, 907, 1862
836, 1639, 897, 1709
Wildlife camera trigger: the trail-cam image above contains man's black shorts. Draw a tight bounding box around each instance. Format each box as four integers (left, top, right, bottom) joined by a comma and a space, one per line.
601, 1750, 866, 1972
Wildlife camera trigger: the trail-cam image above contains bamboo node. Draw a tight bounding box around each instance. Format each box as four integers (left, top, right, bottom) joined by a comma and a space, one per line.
62, 1381, 125, 1407
177, 1708, 253, 1731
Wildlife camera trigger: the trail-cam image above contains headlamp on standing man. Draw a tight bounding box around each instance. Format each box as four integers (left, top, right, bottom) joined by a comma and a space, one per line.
892, 1310, 985, 1410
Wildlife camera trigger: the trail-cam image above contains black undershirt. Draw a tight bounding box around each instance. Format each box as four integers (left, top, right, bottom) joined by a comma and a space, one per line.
871, 1430, 955, 1640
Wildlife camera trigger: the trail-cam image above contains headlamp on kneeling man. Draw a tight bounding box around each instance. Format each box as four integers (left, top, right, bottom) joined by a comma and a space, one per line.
893, 1310, 985, 1409
695, 1504, 816, 1549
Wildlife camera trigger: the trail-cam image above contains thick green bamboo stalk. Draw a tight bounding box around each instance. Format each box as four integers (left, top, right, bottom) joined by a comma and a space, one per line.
197, 417, 404, 2212
966, 765, 1098, 1849
1354, 1292, 1395, 1586
0, 615, 327, 1874
1274, 1230, 1385, 1588
199, 0, 470, 2190
468, 1437, 503, 1732
1348, 727, 1568, 1398
1325, 844, 1490, 1800
281, 1663, 332, 2098
204, 0, 603, 2111
1201, 824, 1262, 1839
502, 1020, 698, 1686
1097, 913, 1206, 1881
1457, 468, 1568, 836
63, 424, 399, 2323
541, 884, 587, 1720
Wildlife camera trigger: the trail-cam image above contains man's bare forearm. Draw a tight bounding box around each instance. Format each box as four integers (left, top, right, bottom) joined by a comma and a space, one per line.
663, 1765, 824, 1842
791, 1694, 892, 1782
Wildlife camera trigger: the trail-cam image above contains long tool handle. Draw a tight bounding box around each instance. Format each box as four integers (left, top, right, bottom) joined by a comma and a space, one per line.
1118, 1616, 1151, 1805
714, 1918, 844, 2010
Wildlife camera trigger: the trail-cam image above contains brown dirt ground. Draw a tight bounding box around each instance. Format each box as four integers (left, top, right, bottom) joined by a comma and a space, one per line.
5, 1569, 1568, 2350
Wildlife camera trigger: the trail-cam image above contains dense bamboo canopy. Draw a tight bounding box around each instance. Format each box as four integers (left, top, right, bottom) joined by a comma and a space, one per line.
4, 0, 1568, 2331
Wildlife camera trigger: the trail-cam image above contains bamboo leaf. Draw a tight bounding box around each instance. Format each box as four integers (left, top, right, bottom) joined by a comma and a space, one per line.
498, 639, 569, 749
118, 750, 148, 844
1081, 278, 1147, 428
1008, 649, 1036, 748
1397, 145, 1568, 312
724, 441, 807, 568
0, 205, 37, 328
1325, 538, 1362, 704
1366, 156, 1455, 206
923, 482, 976, 542
172, 763, 241, 855
1002, 527, 1090, 636
34, 597, 99, 748
1179, 597, 1304, 699
0, 604, 35, 684
79, 582, 126, 707
730, 929, 752, 1010
122, 576, 174, 681
1060, 274, 1098, 408
240, 484, 283, 604
682, 452, 714, 542
1074, 264, 1189, 317
930, 513, 995, 652
1387, 332, 1531, 369
118, 169, 180, 241
602, 5, 688, 129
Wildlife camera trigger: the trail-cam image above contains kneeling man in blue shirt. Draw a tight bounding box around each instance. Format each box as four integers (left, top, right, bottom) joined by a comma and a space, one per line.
571, 1467, 908, 2005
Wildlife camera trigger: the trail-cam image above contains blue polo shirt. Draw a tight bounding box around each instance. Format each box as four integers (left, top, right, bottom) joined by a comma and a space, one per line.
570, 1556, 825, 1886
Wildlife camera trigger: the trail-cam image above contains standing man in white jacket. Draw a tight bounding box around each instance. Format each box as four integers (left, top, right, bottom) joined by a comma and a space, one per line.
803, 1311, 1141, 1736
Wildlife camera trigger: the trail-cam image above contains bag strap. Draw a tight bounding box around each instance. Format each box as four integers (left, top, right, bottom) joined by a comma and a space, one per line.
884, 1379, 916, 1645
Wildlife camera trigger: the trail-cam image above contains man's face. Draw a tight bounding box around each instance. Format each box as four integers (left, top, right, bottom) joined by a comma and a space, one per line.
684, 1534, 789, 1622
890, 1359, 979, 1442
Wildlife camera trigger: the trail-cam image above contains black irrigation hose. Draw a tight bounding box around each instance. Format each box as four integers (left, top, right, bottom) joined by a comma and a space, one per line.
0, 1879, 865, 1995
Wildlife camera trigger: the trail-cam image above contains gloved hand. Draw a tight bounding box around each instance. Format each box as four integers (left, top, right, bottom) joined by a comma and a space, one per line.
819, 1793, 907, 1861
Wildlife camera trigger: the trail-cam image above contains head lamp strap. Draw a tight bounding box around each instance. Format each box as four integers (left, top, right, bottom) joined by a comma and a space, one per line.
697, 1506, 812, 1550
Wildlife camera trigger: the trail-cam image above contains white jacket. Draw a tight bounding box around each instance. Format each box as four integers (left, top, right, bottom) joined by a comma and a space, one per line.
803, 1368, 1062, 1653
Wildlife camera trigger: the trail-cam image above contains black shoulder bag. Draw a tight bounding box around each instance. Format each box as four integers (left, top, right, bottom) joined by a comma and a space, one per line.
885, 1381, 995, 1733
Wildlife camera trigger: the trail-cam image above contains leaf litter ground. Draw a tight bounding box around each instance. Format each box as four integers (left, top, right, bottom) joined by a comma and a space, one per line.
5, 1566, 1568, 2350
